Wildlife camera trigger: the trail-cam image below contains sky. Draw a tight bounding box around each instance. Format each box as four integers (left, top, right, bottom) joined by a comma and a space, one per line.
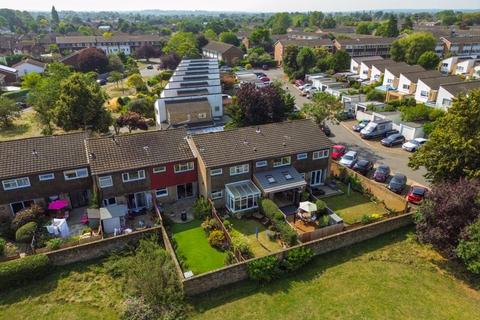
0, 1, 478, 13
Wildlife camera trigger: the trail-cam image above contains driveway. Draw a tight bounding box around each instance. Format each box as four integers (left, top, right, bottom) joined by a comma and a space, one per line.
262, 68, 430, 187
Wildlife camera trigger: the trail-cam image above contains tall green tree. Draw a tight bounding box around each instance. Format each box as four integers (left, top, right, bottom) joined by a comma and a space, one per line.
401, 16, 414, 31
203, 29, 217, 40
51, 6, 59, 28
390, 32, 436, 64
271, 13, 291, 34
219, 31, 240, 46
302, 92, 343, 125
282, 45, 299, 79
409, 89, 480, 182
417, 51, 440, 70
163, 32, 200, 58
0, 96, 20, 128
54, 73, 111, 133
248, 27, 272, 51
296, 47, 315, 76
329, 50, 350, 72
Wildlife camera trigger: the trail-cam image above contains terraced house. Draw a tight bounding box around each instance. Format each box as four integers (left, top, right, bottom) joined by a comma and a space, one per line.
188, 120, 332, 214
0, 133, 92, 216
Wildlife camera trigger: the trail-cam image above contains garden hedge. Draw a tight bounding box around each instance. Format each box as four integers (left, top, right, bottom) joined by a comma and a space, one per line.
0, 254, 52, 289
15, 221, 37, 243
259, 199, 298, 246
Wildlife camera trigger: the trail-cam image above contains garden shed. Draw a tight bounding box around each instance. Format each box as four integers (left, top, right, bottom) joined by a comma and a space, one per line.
100, 205, 128, 234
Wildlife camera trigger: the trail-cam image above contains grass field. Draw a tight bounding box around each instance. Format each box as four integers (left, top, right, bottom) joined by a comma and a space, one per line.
172, 219, 227, 275
228, 217, 282, 257
0, 109, 43, 141
189, 227, 480, 320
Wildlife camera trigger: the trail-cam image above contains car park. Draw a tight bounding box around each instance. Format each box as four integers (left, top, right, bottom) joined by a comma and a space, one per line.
387, 173, 407, 194
353, 120, 370, 132
402, 138, 428, 152
360, 119, 393, 139
339, 151, 358, 168
332, 145, 346, 160
406, 185, 428, 204
381, 133, 405, 147
373, 165, 391, 182
353, 159, 373, 176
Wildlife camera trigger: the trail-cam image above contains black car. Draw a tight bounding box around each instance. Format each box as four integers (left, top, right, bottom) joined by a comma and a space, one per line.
96, 78, 107, 86
388, 173, 407, 194
373, 165, 390, 182
381, 133, 405, 147
146, 65, 154, 69
353, 160, 373, 176
321, 125, 331, 136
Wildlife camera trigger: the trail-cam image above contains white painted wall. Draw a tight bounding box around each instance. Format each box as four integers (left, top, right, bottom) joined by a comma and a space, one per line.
170, 74, 220, 82
440, 57, 457, 74
435, 86, 454, 110
15, 63, 44, 76
414, 79, 431, 103
383, 69, 396, 87
155, 95, 223, 125
370, 66, 383, 82
161, 86, 222, 98
350, 59, 361, 74
359, 62, 371, 80
454, 59, 475, 75
97, 45, 131, 55
397, 73, 413, 94
166, 79, 221, 89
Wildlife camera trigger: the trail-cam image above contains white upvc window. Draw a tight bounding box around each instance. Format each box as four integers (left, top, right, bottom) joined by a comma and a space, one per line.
256, 160, 267, 168
313, 149, 329, 160
39, 173, 54, 181
64, 168, 89, 181
210, 168, 223, 176
211, 189, 224, 200
297, 153, 308, 160
122, 170, 145, 182
155, 188, 168, 198
153, 166, 166, 173
273, 156, 291, 168
99, 176, 113, 188
230, 164, 249, 176
420, 90, 428, 97
2, 177, 31, 191
174, 162, 194, 173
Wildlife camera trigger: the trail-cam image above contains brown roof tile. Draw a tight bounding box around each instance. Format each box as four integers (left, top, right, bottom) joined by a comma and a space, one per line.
277, 38, 333, 47
203, 41, 241, 54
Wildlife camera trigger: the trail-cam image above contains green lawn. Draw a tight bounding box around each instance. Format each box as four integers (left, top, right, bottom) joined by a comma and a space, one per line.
228, 217, 282, 257
172, 219, 227, 275
323, 184, 388, 224
189, 227, 480, 320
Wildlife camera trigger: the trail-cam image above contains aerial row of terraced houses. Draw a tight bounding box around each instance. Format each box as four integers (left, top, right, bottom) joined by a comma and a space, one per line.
0, 120, 332, 218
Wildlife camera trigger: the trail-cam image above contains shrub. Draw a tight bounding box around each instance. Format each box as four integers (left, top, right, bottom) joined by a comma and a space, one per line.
231, 231, 253, 259
361, 214, 380, 225
277, 223, 298, 246
0, 212, 13, 240
366, 90, 385, 102
315, 200, 327, 215
245, 63, 252, 70
247, 255, 282, 282
0, 237, 5, 256
193, 197, 211, 220
201, 218, 219, 233
208, 230, 225, 249
259, 198, 279, 220
46, 238, 63, 250
0, 254, 51, 289
121, 296, 156, 320
281, 247, 314, 272
456, 219, 480, 274
318, 214, 330, 227
259, 199, 297, 246
300, 191, 310, 202
15, 222, 37, 243
223, 220, 232, 231
11, 204, 44, 232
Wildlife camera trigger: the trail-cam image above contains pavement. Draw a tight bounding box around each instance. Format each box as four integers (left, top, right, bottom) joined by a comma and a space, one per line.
261, 67, 429, 188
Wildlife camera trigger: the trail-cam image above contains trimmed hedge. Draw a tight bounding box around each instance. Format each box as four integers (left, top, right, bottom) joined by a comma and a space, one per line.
0, 254, 52, 289
15, 221, 37, 243
259, 199, 298, 246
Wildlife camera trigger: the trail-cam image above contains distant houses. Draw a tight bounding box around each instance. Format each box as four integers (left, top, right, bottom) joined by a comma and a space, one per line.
202, 41, 244, 66
274, 39, 334, 65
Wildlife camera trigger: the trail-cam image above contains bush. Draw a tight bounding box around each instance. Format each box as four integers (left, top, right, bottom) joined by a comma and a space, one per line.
315, 200, 327, 215
223, 220, 232, 231
15, 222, 37, 243
201, 218, 219, 233
281, 247, 314, 272
366, 90, 385, 102
300, 191, 310, 202
276, 223, 298, 246
318, 214, 330, 227
245, 63, 252, 70
456, 219, 480, 274
0, 237, 5, 256
259, 198, 279, 220
208, 230, 225, 249
0, 212, 13, 240
46, 238, 63, 250
259, 199, 297, 246
361, 214, 381, 225
0, 254, 51, 289
231, 231, 253, 259
121, 296, 156, 320
11, 204, 44, 232
193, 197, 211, 220
247, 255, 282, 282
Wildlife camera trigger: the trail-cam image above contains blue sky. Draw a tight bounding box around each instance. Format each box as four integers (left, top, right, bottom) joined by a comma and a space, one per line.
0, 1, 478, 12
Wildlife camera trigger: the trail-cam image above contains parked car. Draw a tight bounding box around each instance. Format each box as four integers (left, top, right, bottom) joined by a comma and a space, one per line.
255, 72, 267, 78
381, 133, 405, 147
332, 145, 346, 160
373, 165, 391, 182
15, 102, 29, 109
259, 76, 270, 82
338, 110, 355, 120
406, 185, 428, 204
320, 124, 331, 136
388, 173, 407, 194
146, 65, 154, 70
360, 119, 393, 140
383, 129, 399, 138
339, 151, 358, 168
96, 78, 107, 85
353, 120, 370, 132
299, 83, 311, 91
402, 138, 428, 152
294, 79, 305, 87
353, 160, 373, 176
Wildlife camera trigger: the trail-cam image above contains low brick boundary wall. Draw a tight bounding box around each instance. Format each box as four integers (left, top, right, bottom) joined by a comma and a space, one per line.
182, 213, 413, 296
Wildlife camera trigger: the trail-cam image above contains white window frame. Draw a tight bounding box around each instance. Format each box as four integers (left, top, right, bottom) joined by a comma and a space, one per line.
211, 189, 224, 200
273, 156, 291, 168
230, 164, 249, 176
174, 162, 194, 173
64, 168, 89, 181
420, 90, 428, 97
39, 173, 54, 181
122, 170, 146, 182
98, 175, 113, 188
155, 188, 169, 198
153, 166, 166, 173
103, 197, 116, 206
313, 149, 329, 160
210, 168, 223, 176
256, 160, 267, 168
2, 177, 31, 191
297, 153, 308, 160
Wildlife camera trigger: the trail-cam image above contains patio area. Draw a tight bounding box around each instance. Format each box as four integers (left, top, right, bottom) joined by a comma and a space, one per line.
163, 198, 196, 223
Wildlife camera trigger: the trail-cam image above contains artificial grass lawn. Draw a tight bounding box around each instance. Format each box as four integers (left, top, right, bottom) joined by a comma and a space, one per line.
172, 219, 227, 275
228, 217, 282, 257
323, 183, 388, 224
189, 227, 480, 320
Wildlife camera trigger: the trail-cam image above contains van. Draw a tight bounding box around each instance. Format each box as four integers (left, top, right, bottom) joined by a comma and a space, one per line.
360, 119, 393, 139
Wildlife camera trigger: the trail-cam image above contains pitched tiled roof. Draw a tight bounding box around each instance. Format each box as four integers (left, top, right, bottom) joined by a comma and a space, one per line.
56, 35, 162, 44
440, 80, 480, 96
190, 120, 332, 168
442, 36, 480, 45
401, 70, 443, 83
277, 38, 333, 47
13, 59, 45, 68
203, 41, 241, 54
86, 129, 193, 175
420, 75, 463, 89
385, 64, 424, 78
336, 37, 396, 46
0, 132, 88, 179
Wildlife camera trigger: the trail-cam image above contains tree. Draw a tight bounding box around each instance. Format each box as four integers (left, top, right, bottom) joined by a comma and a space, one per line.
302, 92, 343, 125
127, 98, 154, 119
356, 22, 371, 35
51, 6, 59, 28
248, 27, 272, 51
159, 53, 181, 70
409, 90, 480, 182
401, 16, 414, 31
282, 45, 299, 79
108, 71, 124, 91
271, 12, 291, 34
296, 47, 315, 76
329, 50, 350, 72
163, 32, 200, 58
390, 32, 436, 64
77, 48, 109, 73
196, 34, 209, 50
416, 179, 480, 258
108, 54, 124, 73
135, 44, 159, 61
321, 15, 336, 29
456, 218, 480, 274
115, 111, 148, 133
54, 73, 111, 133
308, 11, 324, 28
21, 72, 42, 89
219, 31, 240, 46
203, 29, 217, 40
0, 96, 20, 128
417, 51, 440, 70
126, 73, 147, 93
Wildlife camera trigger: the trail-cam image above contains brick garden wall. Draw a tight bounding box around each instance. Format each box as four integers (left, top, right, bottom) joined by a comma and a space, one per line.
182, 213, 413, 296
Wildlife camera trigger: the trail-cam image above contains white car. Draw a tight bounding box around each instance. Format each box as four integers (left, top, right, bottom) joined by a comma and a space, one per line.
402, 138, 428, 152
339, 151, 358, 168
299, 84, 311, 91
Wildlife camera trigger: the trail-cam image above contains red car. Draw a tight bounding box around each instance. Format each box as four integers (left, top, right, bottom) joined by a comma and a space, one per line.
294, 79, 304, 87
406, 185, 428, 204
332, 145, 346, 160
259, 76, 270, 82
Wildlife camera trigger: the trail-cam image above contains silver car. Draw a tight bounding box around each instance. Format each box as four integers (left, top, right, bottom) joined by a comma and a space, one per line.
339, 151, 358, 168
